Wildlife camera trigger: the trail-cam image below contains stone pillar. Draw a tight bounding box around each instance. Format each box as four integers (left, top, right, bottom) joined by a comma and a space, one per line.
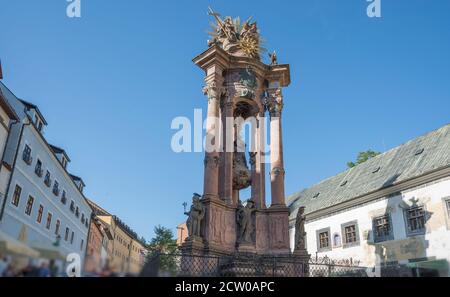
250, 114, 266, 209
222, 101, 234, 204
203, 74, 223, 200
266, 88, 285, 207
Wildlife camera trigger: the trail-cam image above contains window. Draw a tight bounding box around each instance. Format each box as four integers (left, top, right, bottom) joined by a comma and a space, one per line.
81, 213, 85, 224
70, 231, 75, 244
404, 206, 426, 236
62, 157, 67, 169
55, 220, 61, 235
52, 180, 60, 196
25, 196, 34, 216
65, 227, 69, 241
341, 221, 360, 248
316, 227, 331, 252
37, 121, 43, 132
373, 214, 393, 242
46, 213, 52, 229
70, 201, 75, 213
22, 144, 32, 165
35, 159, 43, 177
61, 191, 67, 205
75, 207, 79, 218
44, 171, 51, 187
36, 205, 44, 223
444, 197, 450, 218
11, 185, 22, 207
80, 239, 84, 251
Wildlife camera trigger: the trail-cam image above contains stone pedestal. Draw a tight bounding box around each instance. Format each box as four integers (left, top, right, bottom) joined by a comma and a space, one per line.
180, 237, 205, 255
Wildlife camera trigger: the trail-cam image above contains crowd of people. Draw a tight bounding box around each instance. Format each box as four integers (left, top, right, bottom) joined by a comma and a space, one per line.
0, 254, 137, 277
0, 254, 59, 277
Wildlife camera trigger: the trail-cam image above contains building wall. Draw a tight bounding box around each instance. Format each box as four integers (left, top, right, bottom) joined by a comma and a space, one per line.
176, 223, 188, 246
128, 239, 145, 274
84, 222, 103, 273
0, 124, 91, 265
289, 177, 450, 275
110, 225, 132, 273
0, 105, 13, 201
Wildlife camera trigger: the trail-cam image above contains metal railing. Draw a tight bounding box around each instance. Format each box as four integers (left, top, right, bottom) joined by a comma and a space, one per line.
140, 253, 369, 277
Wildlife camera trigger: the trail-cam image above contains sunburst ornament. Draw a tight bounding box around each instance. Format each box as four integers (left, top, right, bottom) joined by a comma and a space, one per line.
239, 35, 261, 59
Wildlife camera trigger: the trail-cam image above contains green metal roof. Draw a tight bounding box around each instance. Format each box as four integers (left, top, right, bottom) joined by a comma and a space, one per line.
288, 124, 450, 218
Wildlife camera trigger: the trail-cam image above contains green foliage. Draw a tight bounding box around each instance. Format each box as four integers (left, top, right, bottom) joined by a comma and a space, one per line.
146, 225, 178, 275
347, 150, 381, 168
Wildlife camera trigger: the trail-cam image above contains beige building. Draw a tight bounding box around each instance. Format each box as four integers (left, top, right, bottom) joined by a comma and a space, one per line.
87, 199, 146, 275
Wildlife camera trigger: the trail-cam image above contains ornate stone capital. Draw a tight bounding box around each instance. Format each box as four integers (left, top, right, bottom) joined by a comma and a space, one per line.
263, 88, 284, 118
203, 81, 227, 103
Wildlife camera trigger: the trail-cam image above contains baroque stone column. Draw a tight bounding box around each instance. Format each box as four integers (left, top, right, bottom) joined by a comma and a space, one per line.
265, 88, 286, 207
221, 100, 234, 204
203, 76, 223, 200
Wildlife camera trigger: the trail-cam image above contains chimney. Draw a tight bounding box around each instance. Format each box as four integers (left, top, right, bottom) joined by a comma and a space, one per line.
0, 60, 3, 80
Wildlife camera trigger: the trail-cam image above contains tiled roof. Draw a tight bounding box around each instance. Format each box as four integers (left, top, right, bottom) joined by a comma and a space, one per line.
288, 124, 450, 218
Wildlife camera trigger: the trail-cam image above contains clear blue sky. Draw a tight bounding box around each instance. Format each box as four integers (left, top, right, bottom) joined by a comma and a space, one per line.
1, 0, 449, 241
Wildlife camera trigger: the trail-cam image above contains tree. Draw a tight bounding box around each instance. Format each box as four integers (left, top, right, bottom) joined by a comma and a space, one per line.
147, 225, 177, 254
146, 225, 178, 275
347, 150, 380, 168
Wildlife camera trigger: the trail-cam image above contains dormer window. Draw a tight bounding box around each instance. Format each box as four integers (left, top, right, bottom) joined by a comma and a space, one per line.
79, 184, 84, 193
61, 157, 68, 169
34, 114, 43, 132
22, 145, 32, 165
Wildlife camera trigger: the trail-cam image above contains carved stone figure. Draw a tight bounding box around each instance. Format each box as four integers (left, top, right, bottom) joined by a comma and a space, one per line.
185, 193, 205, 239
237, 200, 257, 244
294, 207, 306, 251
233, 141, 252, 190
268, 51, 278, 65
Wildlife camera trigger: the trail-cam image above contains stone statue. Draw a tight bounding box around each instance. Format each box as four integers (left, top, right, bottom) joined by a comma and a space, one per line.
294, 207, 306, 251
237, 200, 257, 244
207, 7, 262, 59
268, 51, 278, 65
185, 193, 205, 239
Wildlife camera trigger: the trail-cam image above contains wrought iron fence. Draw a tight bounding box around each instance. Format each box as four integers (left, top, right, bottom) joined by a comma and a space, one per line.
140, 253, 369, 277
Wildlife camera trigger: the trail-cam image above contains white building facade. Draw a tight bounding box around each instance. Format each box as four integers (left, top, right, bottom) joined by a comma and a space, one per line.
0, 81, 92, 269
289, 124, 450, 276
